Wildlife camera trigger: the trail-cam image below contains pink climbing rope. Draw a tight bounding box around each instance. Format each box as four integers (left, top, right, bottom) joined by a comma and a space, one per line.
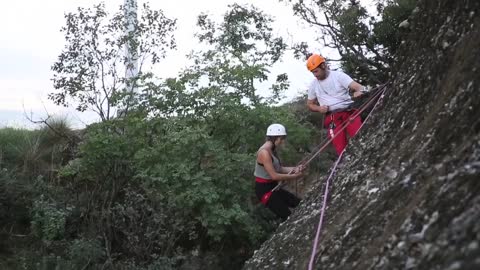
307, 149, 344, 270
307, 87, 387, 270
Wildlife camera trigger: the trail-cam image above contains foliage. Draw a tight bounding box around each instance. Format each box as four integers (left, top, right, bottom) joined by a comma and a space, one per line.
373, 0, 418, 56
283, 0, 416, 84
0, 166, 33, 234
50, 1, 176, 120
62, 99, 314, 255
69, 238, 105, 269
31, 195, 68, 241
0, 127, 37, 170
0, 118, 74, 179
189, 4, 289, 105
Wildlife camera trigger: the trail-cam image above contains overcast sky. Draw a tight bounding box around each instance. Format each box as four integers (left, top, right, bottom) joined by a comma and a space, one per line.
0, 0, 335, 129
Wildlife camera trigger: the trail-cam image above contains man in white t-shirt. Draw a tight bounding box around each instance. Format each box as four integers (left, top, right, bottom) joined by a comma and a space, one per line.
305, 54, 365, 155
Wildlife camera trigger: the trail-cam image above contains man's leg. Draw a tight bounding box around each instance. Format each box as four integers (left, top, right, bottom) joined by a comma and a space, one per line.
331, 123, 348, 155
325, 114, 348, 155
346, 112, 363, 138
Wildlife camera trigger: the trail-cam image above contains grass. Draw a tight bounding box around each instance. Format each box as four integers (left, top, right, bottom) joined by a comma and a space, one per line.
0, 127, 38, 170
0, 117, 74, 179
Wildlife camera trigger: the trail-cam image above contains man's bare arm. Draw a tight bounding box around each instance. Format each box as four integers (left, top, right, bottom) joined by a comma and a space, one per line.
307, 99, 329, 113
348, 81, 365, 98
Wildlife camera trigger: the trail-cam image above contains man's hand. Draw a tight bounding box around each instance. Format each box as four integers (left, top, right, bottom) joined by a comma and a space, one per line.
307, 99, 329, 114
318, 105, 329, 114
352, 91, 363, 99
348, 81, 366, 99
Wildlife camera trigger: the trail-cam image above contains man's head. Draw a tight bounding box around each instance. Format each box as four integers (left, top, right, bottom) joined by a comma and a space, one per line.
306, 54, 328, 80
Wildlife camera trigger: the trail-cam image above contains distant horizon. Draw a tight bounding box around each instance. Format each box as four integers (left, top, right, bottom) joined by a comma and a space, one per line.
0, 108, 99, 130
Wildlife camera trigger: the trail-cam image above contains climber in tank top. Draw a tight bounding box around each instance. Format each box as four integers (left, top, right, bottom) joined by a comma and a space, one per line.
254, 123, 306, 221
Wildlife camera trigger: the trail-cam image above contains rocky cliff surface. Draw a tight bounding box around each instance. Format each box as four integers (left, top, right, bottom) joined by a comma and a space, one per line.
244, 0, 480, 269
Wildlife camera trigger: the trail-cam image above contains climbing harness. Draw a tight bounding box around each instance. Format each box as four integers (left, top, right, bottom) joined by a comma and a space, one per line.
328, 115, 336, 139
261, 191, 273, 205
255, 177, 274, 205
307, 84, 388, 270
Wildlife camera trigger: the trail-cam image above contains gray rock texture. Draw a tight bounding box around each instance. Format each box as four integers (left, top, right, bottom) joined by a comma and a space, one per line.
243, 0, 480, 269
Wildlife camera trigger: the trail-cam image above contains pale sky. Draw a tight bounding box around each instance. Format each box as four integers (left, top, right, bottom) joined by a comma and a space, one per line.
0, 0, 334, 129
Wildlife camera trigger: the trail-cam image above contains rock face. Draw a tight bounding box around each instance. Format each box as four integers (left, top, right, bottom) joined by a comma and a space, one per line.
243, 1, 480, 269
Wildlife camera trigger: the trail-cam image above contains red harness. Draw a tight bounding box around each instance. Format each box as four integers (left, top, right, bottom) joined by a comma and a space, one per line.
255, 177, 275, 205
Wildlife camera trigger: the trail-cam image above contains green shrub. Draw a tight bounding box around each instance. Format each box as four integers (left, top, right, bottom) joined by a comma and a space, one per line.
31, 195, 68, 241
69, 238, 104, 269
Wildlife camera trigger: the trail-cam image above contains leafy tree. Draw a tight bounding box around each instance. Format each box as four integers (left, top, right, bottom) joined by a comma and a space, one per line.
282, 0, 416, 83
190, 4, 289, 106
50, 1, 176, 121
373, 0, 418, 56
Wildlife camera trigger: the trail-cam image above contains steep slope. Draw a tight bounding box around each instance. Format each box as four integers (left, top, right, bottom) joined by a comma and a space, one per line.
244, 0, 480, 269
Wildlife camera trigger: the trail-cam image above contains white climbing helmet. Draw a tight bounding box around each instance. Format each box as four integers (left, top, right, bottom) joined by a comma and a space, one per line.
266, 123, 287, 136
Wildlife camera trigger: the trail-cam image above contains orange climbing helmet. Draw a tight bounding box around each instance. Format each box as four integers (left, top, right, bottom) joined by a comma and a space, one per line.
306, 54, 326, 71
